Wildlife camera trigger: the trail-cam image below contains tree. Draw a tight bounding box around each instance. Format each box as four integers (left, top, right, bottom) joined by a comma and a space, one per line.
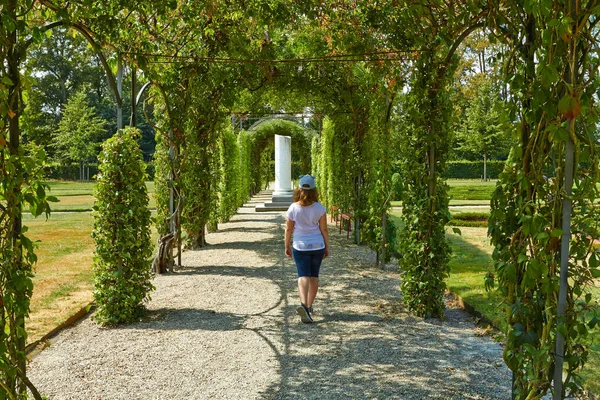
22, 27, 110, 150
455, 78, 511, 180
52, 90, 106, 180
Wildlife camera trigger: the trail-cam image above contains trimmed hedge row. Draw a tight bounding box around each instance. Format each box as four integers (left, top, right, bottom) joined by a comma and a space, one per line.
442, 160, 506, 179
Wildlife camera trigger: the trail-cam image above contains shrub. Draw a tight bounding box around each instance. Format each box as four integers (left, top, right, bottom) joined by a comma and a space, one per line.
92, 127, 154, 325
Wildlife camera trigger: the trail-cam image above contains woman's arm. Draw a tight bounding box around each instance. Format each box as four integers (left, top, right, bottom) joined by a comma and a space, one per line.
318, 214, 330, 259
285, 218, 294, 258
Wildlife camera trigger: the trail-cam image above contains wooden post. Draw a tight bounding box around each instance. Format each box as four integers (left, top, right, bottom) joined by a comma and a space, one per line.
130, 66, 136, 127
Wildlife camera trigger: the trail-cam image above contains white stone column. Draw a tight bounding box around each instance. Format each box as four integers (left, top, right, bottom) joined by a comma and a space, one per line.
273, 134, 292, 195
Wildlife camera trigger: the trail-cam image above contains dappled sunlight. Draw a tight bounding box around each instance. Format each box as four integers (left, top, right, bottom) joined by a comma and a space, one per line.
28, 192, 511, 399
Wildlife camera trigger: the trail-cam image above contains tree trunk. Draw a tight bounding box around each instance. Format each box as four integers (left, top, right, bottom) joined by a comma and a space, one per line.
380, 209, 387, 268
483, 153, 487, 181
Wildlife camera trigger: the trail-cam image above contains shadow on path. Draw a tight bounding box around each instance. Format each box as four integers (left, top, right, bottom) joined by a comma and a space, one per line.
27, 192, 511, 400
172, 195, 511, 399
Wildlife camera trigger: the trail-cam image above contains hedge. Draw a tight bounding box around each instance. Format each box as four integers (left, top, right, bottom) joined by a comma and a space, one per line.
443, 160, 506, 179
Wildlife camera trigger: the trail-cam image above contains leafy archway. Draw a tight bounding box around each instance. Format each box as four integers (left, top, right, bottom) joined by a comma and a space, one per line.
247, 118, 315, 191
2, 2, 600, 399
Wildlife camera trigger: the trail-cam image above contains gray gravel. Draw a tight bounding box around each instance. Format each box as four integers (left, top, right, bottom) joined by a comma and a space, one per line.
28, 194, 512, 399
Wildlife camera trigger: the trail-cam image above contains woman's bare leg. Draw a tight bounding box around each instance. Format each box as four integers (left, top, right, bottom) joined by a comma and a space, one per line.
306, 277, 319, 308
298, 277, 310, 306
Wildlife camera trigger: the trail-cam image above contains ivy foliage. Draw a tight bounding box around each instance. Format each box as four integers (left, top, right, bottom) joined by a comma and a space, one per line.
314, 116, 355, 214
0, 144, 55, 399
362, 83, 399, 264
248, 119, 313, 193
92, 127, 154, 325
152, 115, 173, 237
0, 2, 59, 398
237, 130, 252, 207
179, 88, 221, 248
487, 2, 600, 397
396, 53, 453, 318
217, 123, 242, 223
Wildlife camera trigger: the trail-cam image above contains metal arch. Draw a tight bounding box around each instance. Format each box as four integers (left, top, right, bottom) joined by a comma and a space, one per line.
247, 114, 306, 131
136, 82, 153, 108
131, 80, 153, 127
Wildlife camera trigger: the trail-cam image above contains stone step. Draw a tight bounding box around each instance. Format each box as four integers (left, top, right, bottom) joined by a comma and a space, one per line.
255, 204, 289, 212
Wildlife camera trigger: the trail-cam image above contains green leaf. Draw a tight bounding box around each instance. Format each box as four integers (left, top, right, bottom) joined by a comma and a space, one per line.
590, 253, 598, 269
558, 94, 581, 120
558, 322, 568, 339
452, 227, 461, 236
550, 228, 562, 238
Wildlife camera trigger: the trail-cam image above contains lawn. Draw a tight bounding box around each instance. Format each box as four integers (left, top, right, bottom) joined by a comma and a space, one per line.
24, 181, 158, 343
46, 180, 156, 196
24, 212, 95, 343
390, 179, 496, 207
447, 179, 497, 200
43, 180, 156, 211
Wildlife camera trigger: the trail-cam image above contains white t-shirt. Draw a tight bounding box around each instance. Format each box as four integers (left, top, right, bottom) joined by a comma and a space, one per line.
286, 202, 326, 251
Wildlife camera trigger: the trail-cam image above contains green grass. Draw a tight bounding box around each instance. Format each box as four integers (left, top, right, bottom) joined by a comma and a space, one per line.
47, 180, 155, 196
445, 226, 507, 330
40, 283, 79, 308
390, 179, 495, 208
23, 212, 96, 342
23, 186, 159, 343
448, 211, 489, 228
447, 179, 497, 200
41, 180, 156, 211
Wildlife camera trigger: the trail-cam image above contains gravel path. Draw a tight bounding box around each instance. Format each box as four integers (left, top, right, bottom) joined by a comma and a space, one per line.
28, 192, 511, 399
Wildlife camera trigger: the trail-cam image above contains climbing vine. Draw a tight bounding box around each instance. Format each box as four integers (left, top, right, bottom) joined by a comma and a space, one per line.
316, 115, 355, 215
152, 117, 174, 237
396, 50, 453, 318
92, 127, 154, 325
237, 129, 252, 204
180, 110, 220, 247
362, 83, 398, 264
488, 2, 600, 397
217, 122, 242, 223
0, 2, 59, 397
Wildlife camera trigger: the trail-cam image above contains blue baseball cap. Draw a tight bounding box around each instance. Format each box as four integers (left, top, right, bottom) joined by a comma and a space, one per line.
299, 174, 316, 190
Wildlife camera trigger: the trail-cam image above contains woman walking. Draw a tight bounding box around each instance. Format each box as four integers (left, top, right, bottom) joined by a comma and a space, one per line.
285, 175, 329, 323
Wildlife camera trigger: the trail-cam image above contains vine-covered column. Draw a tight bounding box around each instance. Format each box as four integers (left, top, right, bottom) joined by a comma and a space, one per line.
317, 115, 355, 219
488, 2, 600, 398
0, 3, 53, 398
180, 71, 224, 248
216, 121, 242, 223
397, 50, 453, 318
363, 83, 398, 265
92, 128, 154, 325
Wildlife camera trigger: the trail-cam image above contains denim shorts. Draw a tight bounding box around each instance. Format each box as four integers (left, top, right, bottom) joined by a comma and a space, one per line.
292, 248, 325, 278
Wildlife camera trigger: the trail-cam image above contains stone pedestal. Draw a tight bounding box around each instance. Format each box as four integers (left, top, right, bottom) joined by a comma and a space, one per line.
256, 135, 294, 212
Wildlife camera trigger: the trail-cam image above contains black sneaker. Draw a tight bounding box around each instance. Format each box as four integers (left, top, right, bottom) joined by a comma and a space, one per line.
296, 303, 313, 323
308, 306, 313, 317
